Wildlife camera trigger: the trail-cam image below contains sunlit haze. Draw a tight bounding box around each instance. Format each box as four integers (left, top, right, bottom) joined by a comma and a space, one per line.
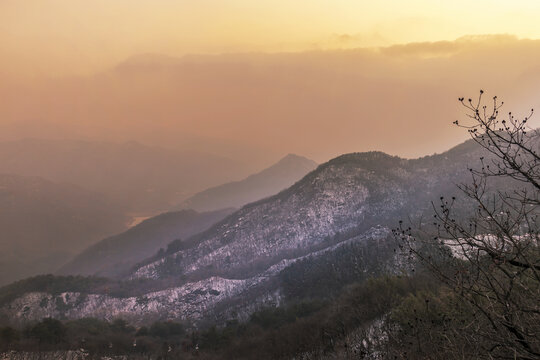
3, 0, 540, 76
3, 1, 540, 162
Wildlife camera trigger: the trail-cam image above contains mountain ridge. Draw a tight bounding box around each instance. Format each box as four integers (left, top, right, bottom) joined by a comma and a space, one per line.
174, 153, 317, 212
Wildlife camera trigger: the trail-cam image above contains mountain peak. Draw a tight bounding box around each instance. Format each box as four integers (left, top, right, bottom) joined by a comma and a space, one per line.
274, 153, 318, 168
322, 151, 405, 170
282, 153, 305, 160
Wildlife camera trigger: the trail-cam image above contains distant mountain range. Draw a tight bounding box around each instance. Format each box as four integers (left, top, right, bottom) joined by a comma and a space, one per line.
58, 208, 234, 278
174, 154, 317, 212
0, 174, 127, 286
0, 138, 487, 324
0, 138, 250, 213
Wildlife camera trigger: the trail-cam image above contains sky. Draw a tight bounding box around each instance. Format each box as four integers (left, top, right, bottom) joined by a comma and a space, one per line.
3, 0, 540, 77
2, 1, 540, 164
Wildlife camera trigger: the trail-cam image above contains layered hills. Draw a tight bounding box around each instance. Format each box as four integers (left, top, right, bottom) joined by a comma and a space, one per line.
0, 139, 484, 325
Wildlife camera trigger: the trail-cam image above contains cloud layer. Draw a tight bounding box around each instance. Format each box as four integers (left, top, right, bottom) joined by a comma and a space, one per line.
2, 35, 540, 163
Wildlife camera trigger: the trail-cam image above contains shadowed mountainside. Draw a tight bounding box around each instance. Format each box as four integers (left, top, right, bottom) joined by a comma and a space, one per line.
58, 208, 235, 278
0, 174, 127, 286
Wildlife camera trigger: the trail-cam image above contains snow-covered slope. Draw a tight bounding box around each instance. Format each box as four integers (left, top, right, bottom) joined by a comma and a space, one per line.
3, 228, 393, 325
134, 155, 394, 280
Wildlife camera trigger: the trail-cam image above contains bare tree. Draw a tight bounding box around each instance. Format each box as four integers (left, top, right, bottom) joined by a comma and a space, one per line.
396, 91, 540, 359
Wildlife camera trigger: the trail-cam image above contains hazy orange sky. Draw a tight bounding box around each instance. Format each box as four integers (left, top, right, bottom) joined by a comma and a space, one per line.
4, 0, 540, 77
2, 1, 540, 165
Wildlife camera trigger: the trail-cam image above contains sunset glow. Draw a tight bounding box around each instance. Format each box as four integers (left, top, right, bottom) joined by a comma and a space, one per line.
1, 2, 540, 355
3, 0, 540, 76
3, 1, 540, 161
